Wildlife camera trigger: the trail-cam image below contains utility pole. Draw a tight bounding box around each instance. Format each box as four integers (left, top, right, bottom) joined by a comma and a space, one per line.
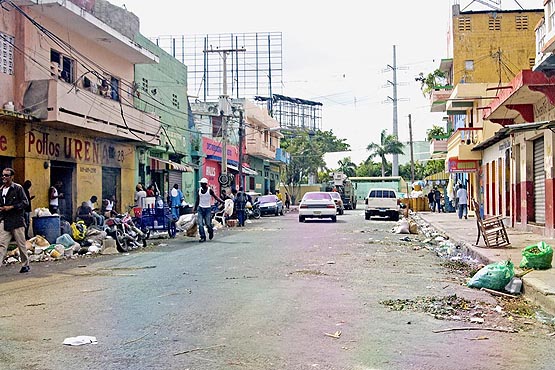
205, 47, 245, 179
238, 109, 245, 189
391, 45, 399, 176
408, 114, 415, 183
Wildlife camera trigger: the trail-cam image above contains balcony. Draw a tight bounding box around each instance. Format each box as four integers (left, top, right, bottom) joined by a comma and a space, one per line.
430, 139, 448, 156
23, 79, 161, 143
275, 147, 290, 164
430, 86, 453, 113
447, 128, 483, 161
246, 138, 275, 159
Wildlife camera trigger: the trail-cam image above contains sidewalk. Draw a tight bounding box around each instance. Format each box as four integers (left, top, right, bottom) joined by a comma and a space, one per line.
415, 210, 555, 315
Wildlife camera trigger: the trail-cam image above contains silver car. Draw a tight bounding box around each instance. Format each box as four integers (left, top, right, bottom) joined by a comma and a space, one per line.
299, 191, 337, 222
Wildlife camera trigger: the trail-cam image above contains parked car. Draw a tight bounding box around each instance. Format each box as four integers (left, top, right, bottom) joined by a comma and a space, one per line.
328, 192, 344, 215
364, 188, 399, 221
299, 191, 337, 222
257, 194, 284, 216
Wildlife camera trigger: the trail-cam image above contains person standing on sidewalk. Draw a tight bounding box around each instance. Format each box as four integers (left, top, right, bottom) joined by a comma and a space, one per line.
427, 188, 435, 212
0, 168, 30, 273
433, 187, 442, 213
456, 184, 468, 219
193, 178, 223, 242
234, 187, 247, 227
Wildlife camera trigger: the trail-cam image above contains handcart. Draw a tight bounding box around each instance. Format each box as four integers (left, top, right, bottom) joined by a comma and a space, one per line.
137, 207, 177, 238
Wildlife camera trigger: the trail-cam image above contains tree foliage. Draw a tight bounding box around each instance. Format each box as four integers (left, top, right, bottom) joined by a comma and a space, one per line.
426, 125, 448, 141
415, 69, 447, 98
336, 157, 357, 177
366, 129, 405, 177
281, 129, 350, 202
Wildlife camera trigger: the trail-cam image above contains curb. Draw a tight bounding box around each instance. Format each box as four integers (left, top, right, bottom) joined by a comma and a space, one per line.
413, 214, 555, 315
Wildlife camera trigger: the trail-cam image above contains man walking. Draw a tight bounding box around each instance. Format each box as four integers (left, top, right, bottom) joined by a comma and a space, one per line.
234, 187, 247, 227
0, 168, 30, 273
456, 184, 469, 219
193, 178, 223, 242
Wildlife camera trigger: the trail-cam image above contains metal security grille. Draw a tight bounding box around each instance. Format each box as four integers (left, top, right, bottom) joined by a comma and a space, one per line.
533, 137, 545, 224
168, 171, 183, 193
0, 31, 14, 75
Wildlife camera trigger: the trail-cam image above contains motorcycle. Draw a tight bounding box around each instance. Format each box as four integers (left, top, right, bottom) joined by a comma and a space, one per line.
105, 213, 149, 252
246, 201, 261, 219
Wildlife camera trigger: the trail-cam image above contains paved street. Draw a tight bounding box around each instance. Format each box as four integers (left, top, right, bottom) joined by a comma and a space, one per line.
2, 210, 555, 370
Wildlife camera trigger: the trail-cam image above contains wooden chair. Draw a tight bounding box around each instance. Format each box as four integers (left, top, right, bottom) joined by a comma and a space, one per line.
471, 199, 510, 248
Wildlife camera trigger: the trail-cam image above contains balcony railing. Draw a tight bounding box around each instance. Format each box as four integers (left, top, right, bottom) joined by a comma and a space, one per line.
23, 79, 161, 143
447, 127, 483, 160
246, 138, 276, 159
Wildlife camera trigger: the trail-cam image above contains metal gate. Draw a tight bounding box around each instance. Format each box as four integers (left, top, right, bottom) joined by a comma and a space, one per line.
168, 170, 183, 192
102, 167, 121, 213
533, 137, 545, 224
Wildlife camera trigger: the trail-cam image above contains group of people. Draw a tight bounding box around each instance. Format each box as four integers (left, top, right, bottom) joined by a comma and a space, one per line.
427, 183, 468, 219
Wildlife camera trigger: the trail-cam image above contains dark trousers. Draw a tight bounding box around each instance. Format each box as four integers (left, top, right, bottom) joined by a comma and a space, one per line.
237, 210, 246, 226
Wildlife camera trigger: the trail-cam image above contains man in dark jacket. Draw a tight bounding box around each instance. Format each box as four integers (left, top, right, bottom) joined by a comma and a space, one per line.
234, 187, 247, 227
0, 168, 30, 273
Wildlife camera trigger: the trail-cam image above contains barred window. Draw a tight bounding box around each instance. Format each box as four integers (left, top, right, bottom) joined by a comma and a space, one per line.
489, 17, 501, 31
529, 57, 535, 69
0, 31, 15, 75
141, 78, 148, 92
516, 15, 529, 30
172, 93, 179, 109
458, 17, 471, 31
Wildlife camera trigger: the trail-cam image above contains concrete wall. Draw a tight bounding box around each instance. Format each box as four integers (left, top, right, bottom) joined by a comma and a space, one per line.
93, 0, 139, 41
453, 10, 542, 84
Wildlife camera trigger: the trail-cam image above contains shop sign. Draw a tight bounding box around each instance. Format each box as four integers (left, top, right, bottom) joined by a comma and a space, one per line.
0, 122, 16, 156
202, 137, 239, 162
447, 158, 479, 173
27, 131, 129, 166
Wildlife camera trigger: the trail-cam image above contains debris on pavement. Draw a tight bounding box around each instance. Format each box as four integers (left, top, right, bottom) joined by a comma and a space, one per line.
467, 260, 514, 291
520, 241, 553, 270
324, 330, 342, 339
63, 336, 98, 346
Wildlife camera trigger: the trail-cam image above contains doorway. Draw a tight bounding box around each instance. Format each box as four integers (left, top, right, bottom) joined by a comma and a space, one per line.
50, 161, 75, 222
102, 167, 121, 213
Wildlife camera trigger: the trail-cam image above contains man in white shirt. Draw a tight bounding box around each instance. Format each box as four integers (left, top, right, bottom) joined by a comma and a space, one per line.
456, 184, 468, 220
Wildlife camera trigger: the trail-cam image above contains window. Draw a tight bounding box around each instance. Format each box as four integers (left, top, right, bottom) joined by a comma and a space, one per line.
465, 60, 474, 71
529, 57, 536, 69
110, 76, 120, 101
141, 78, 148, 93
489, 16, 501, 31
50, 49, 75, 83
516, 15, 528, 30
458, 17, 471, 31
172, 93, 179, 109
212, 116, 222, 137
0, 31, 14, 75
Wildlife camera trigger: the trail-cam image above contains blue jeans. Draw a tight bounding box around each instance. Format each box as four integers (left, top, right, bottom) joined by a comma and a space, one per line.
197, 207, 213, 240
237, 210, 246, 226
458, 204, 468, 219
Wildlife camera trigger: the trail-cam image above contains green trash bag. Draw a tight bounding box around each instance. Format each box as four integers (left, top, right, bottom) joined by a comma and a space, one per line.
520, 241, 553, 270
467, 260, 515, 291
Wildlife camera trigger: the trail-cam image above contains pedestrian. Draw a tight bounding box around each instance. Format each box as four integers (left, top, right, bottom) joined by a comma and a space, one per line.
102, 195, 117, 218
285, 191, 291, 209
434, 187, 442, 213
0, 168, 30, 273
23, 180, 35, 239
456, 184, 469, 219
146, 184, 155, 197
49, 180, 63, 214
234, 187, 247, 227
276, 189, 283, 204
427, 188, 435, 212
134, 184, 146, 208
86, 195, 104, 226
170, 184, 184, 220
193, 177, 223, 243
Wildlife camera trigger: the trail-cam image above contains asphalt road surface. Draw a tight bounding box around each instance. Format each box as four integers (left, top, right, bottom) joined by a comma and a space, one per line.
1, 209, 555, 370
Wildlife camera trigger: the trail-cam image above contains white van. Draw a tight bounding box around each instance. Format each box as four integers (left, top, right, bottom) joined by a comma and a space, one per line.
364, 188, 399, 221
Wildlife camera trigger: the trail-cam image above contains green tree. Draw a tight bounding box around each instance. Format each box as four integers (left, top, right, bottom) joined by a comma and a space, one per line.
281, 129, 349, 203
399, 161, 427, 181
366, 129, 405, 177
415, 69, 447, 98
337, 157, 357, 177
426, 125, 448, 141
423, 159, 446, 177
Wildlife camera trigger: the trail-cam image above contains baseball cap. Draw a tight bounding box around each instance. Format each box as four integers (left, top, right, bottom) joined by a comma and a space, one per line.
199, 178, 208, 184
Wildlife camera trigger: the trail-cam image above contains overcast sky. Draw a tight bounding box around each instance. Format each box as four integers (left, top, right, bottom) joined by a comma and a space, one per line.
118, 0, 543, 165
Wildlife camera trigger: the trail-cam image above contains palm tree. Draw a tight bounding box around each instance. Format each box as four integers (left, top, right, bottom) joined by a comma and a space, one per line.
366, 129, 405, 177
337, 157, 357, 177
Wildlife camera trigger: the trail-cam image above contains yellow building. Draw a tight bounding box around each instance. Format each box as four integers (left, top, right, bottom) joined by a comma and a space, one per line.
452, 5, 542, 84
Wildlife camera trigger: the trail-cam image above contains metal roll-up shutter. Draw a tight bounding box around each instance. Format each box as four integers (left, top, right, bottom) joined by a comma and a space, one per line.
533, 137, 545, 224
168, 170, 183, 191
